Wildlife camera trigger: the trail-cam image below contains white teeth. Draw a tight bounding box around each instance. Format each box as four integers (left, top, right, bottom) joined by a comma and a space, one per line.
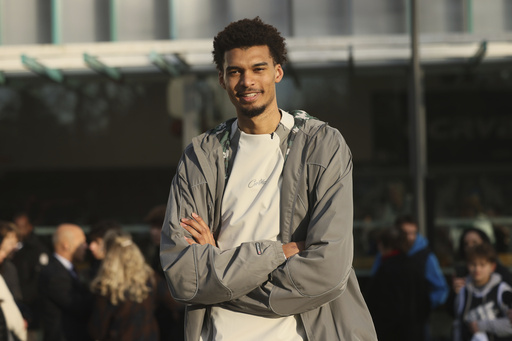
243, 93, 257, 97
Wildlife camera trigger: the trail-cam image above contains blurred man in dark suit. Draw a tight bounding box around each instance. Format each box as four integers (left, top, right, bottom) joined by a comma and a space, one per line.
38, 224, 92, 341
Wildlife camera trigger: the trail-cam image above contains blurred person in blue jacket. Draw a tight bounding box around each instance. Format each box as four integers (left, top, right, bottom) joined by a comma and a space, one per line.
371, 214, 449, 337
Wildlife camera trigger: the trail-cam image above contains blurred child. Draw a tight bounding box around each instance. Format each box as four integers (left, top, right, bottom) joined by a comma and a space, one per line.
453, 243, 512, 341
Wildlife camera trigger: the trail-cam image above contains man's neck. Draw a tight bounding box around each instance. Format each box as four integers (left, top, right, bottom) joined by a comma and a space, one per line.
54, 251, 72, 263
236, 107, 281, 135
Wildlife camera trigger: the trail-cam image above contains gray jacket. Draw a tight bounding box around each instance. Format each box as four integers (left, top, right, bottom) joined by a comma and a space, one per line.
161, 110, 377, 340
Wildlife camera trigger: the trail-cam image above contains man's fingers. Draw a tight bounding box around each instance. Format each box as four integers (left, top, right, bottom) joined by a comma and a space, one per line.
182, 216, 210, 236
192, 213, 215, 245
180, 221, 203, 242
181, 214, 216, 247
188, 214, 216, 244
181, 217, 202, 231
192, 212, 209, 229
184, 236, 197, 245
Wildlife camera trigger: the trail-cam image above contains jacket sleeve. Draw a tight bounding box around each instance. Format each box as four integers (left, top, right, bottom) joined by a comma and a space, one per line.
477, 318, 512, 337
219, 128, 355, 316
425, 253, 449, 308
160, 150, 287, 306
477, 283, 512, 337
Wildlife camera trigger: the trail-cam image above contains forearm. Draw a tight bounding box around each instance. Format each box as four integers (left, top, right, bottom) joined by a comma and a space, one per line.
162, 230, 285, 305
161, 156, 292, 305
264, 151, 355, 316
477, 318, 512, 336
163, 128, 354, 313
165, 225, 301, 307
219, 144, 355, 316
219, 267, 353, 317
218, 285, 278, 317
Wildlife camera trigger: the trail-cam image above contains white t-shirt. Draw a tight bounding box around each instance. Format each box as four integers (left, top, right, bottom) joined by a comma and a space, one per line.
201, 111, 306, 341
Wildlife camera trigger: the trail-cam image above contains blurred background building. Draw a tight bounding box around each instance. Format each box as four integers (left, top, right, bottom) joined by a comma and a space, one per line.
1, 0, 511, 290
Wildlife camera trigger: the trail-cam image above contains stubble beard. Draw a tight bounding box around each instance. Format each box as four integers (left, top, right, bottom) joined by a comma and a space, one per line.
238, 94, 274, 118
240, 104, 267, 118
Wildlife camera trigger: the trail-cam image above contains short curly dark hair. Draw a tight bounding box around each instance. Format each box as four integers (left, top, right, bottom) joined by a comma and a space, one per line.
212, 17, 287, 72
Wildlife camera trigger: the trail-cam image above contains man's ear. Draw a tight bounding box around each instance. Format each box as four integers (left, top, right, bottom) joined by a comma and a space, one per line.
218, 70, 226, 89
275, 64, 284, 83
492, 262, 497, 272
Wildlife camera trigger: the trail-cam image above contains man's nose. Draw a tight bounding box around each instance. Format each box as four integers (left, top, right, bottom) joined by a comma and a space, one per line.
239, 72, 255, 87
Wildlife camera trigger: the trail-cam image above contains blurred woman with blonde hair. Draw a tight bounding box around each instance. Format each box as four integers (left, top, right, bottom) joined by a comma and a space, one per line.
88, 230, 159, 340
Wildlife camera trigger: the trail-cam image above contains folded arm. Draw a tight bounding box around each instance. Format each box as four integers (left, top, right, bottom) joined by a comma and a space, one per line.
220, 129, 355, 316
181, 213, 304, 258
160, 155, 287, 306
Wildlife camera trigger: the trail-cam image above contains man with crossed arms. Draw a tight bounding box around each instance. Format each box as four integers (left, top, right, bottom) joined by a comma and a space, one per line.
160, 17, 376, 341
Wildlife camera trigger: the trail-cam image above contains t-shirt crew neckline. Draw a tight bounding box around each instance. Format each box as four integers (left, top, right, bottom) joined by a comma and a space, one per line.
230, 109, 295, 140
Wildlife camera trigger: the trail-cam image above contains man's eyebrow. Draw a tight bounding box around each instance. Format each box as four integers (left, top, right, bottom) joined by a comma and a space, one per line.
225, 66, 241, 72
225, 62, 269, 71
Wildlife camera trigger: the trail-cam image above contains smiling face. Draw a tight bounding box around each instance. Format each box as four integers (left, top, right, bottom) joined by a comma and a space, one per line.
219, 45, 283, 119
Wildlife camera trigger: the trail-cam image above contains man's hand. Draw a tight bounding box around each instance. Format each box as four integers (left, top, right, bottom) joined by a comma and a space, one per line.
180, 213, 216, 247
282, 241, 305, 259
452, 276, 466, 295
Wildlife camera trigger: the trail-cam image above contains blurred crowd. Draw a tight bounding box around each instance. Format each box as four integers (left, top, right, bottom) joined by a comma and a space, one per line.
364, 214, 512, 341
0, 206, 184, 341
2, 197, 511, 341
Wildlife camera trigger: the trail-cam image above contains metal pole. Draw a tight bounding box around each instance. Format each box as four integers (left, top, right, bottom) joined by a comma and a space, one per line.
287, 0, 294, 37
467, 0, 474, 33
51, 0, 62, 44
409, 0, 427, 235
462, 0, 474, 33
168, 0, 176, 39
404, 0, 411, 34
0, 0, 3, 45
110, 0, 118, 41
